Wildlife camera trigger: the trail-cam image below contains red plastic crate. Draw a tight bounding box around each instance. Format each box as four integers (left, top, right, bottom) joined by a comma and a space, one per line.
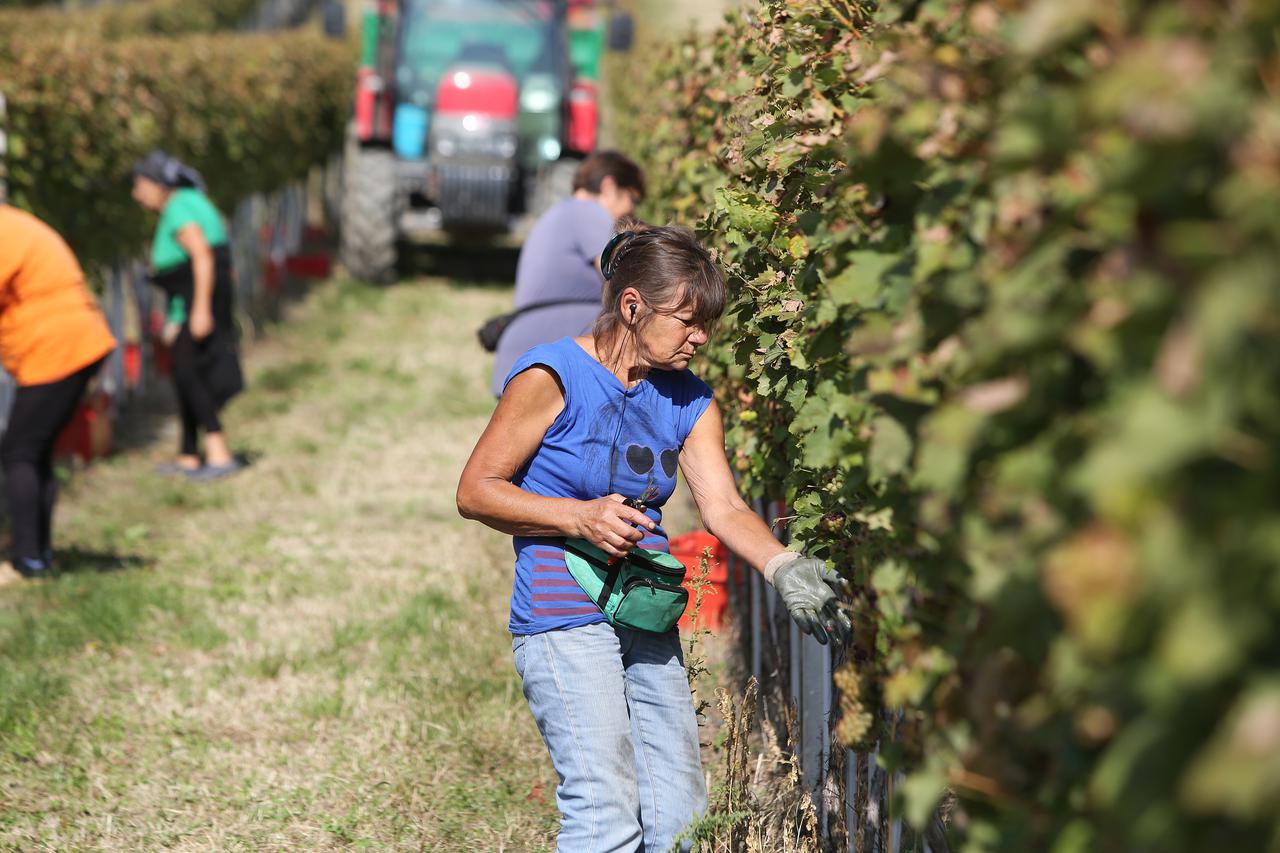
53, 391, 112, 463
264, 255, 284, 291
285, 253, 333, 279
123, 341, 142, 387
152, 338, 172, 377
670, 531, 729, 633
148, 307, 172, 377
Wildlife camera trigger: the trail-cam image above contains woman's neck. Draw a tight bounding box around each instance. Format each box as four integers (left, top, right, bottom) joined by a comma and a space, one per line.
587, 331, 648, 388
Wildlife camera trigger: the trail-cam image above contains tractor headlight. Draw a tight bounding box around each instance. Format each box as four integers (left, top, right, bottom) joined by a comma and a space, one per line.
521, 73, 558, 115
521, 88, 555, 113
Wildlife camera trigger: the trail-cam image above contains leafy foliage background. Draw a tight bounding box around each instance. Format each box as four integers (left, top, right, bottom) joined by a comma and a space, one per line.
0, 0, 352, 266
617, 0, 1280, 849
0, 0, 260, 38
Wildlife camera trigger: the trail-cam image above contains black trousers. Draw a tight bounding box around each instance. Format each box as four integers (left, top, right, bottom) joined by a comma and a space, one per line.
170, 330, 226, 457
1, 357, 105, 565
154, 246, 241, 457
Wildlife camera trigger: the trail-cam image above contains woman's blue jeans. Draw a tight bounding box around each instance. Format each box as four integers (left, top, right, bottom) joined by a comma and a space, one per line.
513, 622, 708, 852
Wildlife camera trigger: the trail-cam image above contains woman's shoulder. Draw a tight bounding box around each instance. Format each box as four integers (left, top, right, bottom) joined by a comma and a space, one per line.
0, 204, 36, 232
166, 188, 219, 217
506, 337, 580, 381
502, 337, 596, 403
528, 198, 609, 244
651, 366, 713, 399
556, 196, 609, 221
525, 335, 581, 358
645, 366, 716, 412
0, 206, 49, 251
648, 369, 714, 441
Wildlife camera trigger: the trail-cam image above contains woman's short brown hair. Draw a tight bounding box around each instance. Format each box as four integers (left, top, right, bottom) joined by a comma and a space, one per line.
593, 218, 726, 346
572, 150, 646, 200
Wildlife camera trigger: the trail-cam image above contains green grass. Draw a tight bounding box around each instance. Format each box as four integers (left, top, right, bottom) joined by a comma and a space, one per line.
0, 276, 560, 851
0, 571, 225, 746
253, 356, 325, 393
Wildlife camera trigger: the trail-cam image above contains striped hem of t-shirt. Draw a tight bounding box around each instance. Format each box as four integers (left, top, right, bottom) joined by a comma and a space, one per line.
529, 546, 596, 617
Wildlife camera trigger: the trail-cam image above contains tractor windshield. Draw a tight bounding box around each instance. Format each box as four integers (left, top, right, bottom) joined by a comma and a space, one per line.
396, 0, 562, 108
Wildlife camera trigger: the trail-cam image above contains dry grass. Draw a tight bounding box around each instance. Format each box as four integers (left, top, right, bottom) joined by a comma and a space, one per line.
676, 551, 827, 853
0, 271, 788, 853
688, 678, 823, 853
0, 276, 560, 851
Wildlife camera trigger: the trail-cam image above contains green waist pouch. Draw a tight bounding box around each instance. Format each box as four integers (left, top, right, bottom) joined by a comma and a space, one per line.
563, 538, 689, 633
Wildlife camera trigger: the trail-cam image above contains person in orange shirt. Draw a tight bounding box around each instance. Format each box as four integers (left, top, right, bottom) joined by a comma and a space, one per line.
0, 205, 117, 579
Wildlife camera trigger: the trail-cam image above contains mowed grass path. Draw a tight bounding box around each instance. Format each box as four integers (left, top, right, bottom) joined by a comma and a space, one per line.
0, 278, 562, 851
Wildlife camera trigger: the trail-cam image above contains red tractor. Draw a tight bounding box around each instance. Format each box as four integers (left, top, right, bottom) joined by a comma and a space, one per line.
340, 0, 632, 281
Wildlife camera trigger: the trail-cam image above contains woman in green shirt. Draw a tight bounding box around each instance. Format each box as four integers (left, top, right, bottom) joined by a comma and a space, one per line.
131, 151, 243, 480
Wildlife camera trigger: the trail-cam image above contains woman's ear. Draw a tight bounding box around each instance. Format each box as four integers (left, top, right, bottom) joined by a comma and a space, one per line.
620, 287, 643, 323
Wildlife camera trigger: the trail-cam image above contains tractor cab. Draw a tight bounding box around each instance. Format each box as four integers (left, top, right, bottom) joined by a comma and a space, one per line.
341, 0, 630, 281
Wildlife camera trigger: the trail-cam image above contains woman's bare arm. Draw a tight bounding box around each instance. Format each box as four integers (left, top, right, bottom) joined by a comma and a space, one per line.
682, 400, 853, 645
679, 400, 790, 573
175, 223, 215, 339
456, 366, 654, 557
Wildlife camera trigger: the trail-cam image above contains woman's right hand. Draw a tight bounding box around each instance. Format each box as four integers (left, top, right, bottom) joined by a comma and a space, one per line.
189, 306, 214, 341
572, 494, 655, 558
772, 557, 853, 647
161, 321, 181, 347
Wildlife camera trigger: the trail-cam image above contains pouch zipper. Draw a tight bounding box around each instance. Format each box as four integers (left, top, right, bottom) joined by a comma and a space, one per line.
625, 556, 685, 579
564, 541, 686, 579
622, 576, 687, 595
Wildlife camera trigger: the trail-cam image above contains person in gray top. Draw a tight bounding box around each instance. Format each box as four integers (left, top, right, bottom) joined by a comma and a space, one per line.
490, 151, 646, 396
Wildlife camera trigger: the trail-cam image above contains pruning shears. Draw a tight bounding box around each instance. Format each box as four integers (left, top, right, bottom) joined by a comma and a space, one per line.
607, 497, 649, 567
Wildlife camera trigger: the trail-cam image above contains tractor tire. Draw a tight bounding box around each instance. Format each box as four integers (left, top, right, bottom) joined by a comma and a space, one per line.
340, 147, 399, 283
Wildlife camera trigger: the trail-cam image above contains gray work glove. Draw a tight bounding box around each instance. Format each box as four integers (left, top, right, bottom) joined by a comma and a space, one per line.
770, 556, 853, 647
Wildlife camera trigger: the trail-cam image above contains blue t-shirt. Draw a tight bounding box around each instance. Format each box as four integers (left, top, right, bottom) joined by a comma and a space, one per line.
503, 337, 714, 635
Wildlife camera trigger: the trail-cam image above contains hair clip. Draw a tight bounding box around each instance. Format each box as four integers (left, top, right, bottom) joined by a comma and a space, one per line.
600, 230, 636, 280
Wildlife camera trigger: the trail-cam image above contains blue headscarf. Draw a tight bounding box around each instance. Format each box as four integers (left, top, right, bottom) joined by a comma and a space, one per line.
131, 150, 206, 192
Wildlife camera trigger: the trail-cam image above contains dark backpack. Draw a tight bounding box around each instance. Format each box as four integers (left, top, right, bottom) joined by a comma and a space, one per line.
477, 298, 599, 352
